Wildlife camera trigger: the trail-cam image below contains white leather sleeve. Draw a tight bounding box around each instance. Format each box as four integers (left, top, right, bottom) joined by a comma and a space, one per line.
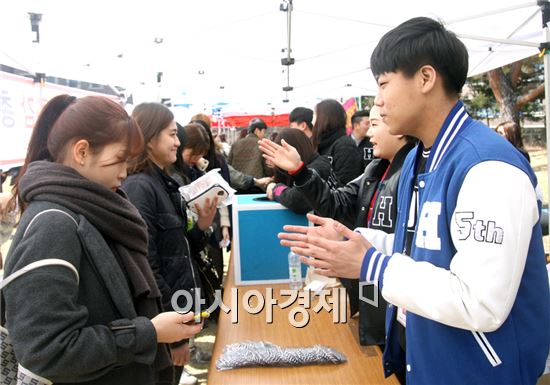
355, 227, 395, 255
381, 161, 538, 332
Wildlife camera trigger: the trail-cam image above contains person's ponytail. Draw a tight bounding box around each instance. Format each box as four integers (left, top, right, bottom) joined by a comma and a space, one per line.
7, 94, 76, 216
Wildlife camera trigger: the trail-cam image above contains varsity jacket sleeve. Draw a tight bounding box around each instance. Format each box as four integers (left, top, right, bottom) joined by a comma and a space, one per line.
355, 227, 395, 255
293, 166, 361, 227
360, 161, 538, 332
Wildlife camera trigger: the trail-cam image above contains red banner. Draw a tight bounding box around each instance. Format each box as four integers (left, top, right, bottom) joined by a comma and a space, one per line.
212, 114, 290, 129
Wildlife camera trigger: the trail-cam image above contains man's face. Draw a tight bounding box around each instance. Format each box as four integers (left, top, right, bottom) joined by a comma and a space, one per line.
256, 128, 267, 140
289, 121, 300, 130
374, 71, 420, 137
353, 117, 370, 139
289, 121, 307, 134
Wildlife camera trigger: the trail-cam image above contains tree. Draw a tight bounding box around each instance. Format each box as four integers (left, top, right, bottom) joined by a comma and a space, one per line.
487, 55, 545, 126
463, 74, 498, 125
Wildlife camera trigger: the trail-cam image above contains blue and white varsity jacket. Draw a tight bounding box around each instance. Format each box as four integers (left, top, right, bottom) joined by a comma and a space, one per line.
357, 101, 550, 385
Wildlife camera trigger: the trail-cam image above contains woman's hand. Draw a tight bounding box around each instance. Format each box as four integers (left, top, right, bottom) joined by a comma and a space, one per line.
221, 226, 230, 243
254, 176, 274, 191
196, 197, 218, 231
151, 312, 203, 343
171, 343, 191, 366
258, 139, 302, 172
266, 182, 276, 200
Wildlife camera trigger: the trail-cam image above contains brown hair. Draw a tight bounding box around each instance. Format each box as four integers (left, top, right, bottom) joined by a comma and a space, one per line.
311, 99, 346, 149
191, 113, 211, 128
183, 123, 210, 155
48, 96, 143, 161
127, 102, 174, 174
10, 95, 143, 215
9, 94, 76, 215
189, 115, 222, 170
173, 123, 211, 176
495, 121, 525, 149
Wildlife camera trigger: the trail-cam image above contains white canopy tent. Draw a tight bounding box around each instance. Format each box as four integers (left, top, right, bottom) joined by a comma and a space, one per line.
2, 0, 550, 220
0, 0, 545, 112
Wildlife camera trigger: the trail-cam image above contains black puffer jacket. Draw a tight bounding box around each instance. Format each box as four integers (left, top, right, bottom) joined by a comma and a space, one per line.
271, 154, 339, 214
318, 128, 363, 185
333, 135, 368, 185
357, 137, 375, 172
122, 166, 205, 312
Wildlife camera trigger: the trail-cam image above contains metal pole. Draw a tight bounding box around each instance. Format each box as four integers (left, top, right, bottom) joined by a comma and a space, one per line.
545, 27, 550, 203
281, 0, 294, 101
287, 0, 292, 63
541, 1, 550, 227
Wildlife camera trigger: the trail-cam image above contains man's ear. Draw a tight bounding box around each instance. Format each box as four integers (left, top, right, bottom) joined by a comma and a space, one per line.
72, 139, 90, 166
418, 65, 437, 94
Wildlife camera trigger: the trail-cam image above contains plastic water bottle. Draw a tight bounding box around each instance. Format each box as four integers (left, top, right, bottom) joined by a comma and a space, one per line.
288, 251, 303, 290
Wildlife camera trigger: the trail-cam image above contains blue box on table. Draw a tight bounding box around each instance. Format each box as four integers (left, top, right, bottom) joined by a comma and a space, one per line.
232, 194, 308, 285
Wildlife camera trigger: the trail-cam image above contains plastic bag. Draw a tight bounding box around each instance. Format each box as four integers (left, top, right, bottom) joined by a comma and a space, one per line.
216, 341, 347, 371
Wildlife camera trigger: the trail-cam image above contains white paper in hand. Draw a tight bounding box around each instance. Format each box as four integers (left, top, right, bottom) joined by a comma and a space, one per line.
179, 169, 235, 212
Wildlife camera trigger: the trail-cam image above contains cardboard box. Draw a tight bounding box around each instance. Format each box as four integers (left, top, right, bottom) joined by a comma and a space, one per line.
232, 194, 308, 285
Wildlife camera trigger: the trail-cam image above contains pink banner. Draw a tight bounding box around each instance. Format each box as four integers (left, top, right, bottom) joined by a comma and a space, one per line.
0, 72, 119, 169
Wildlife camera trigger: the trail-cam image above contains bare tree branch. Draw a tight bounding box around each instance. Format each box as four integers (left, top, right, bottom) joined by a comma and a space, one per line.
516, 83, 545, 109
488, 69, 504, 103
510, 61, 523, 88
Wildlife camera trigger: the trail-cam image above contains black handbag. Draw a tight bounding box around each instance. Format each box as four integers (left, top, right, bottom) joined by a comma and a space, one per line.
193, 250, 222, 315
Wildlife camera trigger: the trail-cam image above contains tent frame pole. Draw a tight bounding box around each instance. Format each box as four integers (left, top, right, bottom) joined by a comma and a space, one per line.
456, 34, 539, 47
540, 0, 550, 226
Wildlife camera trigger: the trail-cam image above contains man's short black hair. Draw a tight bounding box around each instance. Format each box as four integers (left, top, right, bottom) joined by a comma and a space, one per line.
370, 17, 468, 95
289, 107, 313, 129
351, 110, 370, 126
248, 118, 267, 133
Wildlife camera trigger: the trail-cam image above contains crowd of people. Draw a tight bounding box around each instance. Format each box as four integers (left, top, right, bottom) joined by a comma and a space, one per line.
0, 15, 549, 385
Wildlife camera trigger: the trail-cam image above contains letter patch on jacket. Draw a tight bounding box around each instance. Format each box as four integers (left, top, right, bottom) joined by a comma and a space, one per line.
370, 196, 393, 228
364, 147, 374, 161
455, 211, 504, 244
415, 201, 442, 250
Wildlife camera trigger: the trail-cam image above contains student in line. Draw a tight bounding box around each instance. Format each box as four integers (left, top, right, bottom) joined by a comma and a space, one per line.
122, 103, 217, 384
3, 95, 202, 385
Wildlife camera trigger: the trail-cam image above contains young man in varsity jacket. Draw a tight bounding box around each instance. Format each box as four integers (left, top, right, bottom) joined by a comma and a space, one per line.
277, 17, 550, 385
